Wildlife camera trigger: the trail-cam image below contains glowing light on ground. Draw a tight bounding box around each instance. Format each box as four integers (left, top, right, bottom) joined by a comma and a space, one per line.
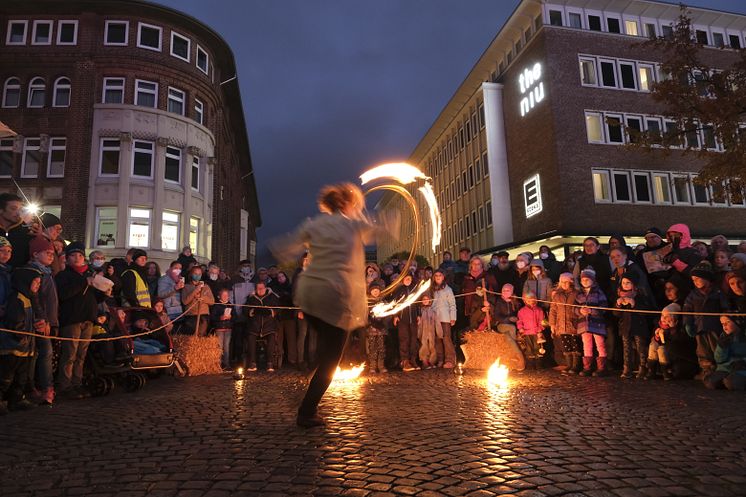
332, 363, 365, 382
370, 280, 432, 318
360, 162, 428, 186
487, 359, 509, 388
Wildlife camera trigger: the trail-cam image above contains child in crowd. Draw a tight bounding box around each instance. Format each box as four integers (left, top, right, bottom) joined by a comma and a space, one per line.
575, 268, 609, 377
549, 273, 581, 374
703, 316, 746, 390
614, 273, 652, 379
210, 288, 235, 371
493, 283, 521, 340
683, 262, 727, 378
647, 303, 679, 381
516, 291, 546, 369
712, 249, 732, 293
417, 293, 438, 369
431, 269, 457, 369
153, 299, 174, 335
130, 311, 168, 355
90, 309, 116, 365
366, 282, 388, 373
524, 260, 552, 310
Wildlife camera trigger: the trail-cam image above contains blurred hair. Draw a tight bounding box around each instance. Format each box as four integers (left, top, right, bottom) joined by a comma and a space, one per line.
318, 182, 364, 214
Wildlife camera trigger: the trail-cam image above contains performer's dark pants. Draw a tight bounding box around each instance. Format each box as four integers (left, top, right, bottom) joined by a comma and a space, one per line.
298, 314, 349, 417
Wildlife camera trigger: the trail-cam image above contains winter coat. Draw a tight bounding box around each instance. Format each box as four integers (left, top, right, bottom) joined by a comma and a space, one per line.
1, 220, 33, 269
232, 275, 255, 319
488, 265, 520, 292
574, 284, 608, 335
573, 251, 612, 295
418, 305, 443, 339
177, 252, 197, 276
523, 276, 552, 309
493, 297, 521, 325
0, 267, 43, 356
0, 262, 12, 316
181, 282, 215, 316
540, 254, 562, 282
517, 305, 545, 336
613, 292, 652, 339
55, 265, 104, 327
367, 296, 388, 335
210, 301, 235, 332
462, 271, 498, 318
28, 261, 58, 328
157, 274, 183, 317
269, 279, 294, 320
714, 331, 746, 374
666, 223, 704, 279
683, 286, 727, 336
121, 264, 151, 308
247, 291, 279, 336
549, 287, 578, 335
608, 261, 655, 306
431, 284, 457, 323
394, 282, 419, 325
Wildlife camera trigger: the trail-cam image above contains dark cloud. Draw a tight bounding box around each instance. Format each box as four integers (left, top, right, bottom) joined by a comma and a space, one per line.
153, 0, 742, 264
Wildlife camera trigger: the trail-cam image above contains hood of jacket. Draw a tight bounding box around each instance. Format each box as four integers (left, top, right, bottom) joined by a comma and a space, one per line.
12, 266, 42, 299
667, 223, 692, 249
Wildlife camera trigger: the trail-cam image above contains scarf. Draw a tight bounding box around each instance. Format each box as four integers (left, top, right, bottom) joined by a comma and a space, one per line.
71, 264, 89, 275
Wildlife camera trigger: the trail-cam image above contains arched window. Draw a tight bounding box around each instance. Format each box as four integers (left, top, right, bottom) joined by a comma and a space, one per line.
53, 77, 71, 107
2, 77, 21, 108
27, 77, 46, 108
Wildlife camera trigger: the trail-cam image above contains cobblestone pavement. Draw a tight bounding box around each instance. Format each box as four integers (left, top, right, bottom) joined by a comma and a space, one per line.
1, 368, 746, 497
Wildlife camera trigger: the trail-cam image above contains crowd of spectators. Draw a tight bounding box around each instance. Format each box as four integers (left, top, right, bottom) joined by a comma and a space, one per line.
2, 189, 745, 414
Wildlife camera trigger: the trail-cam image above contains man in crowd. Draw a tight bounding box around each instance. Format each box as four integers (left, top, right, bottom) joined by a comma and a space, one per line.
489, 250, 518, 291
121, 249, 151, 308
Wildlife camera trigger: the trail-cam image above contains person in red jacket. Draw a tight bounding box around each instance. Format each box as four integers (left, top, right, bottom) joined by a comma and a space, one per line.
517, 291, 547, 369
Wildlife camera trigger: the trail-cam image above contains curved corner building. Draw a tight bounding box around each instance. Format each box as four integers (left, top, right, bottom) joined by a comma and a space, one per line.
0, 0, 261, 269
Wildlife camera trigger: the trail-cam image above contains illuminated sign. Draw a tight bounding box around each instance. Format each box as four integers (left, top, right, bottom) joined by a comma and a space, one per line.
523, 174, 542, 218
519, 63, 544, 117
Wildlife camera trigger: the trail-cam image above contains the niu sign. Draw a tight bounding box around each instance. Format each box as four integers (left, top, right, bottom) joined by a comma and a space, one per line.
519, 62, 544, 117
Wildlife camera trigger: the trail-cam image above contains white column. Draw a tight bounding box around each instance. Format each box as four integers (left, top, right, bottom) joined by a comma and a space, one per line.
482, 82, 513, 246
152, 137, 168, 252
117, 132, 133, 249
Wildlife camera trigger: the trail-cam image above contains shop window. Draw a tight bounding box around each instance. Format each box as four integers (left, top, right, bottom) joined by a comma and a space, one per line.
128, 208, 151, 248
96, 207, 117, 246
162, 212, 180, 251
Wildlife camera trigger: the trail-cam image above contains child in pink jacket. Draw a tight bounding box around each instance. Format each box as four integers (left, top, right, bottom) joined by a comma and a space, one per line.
517, 291, 547, 368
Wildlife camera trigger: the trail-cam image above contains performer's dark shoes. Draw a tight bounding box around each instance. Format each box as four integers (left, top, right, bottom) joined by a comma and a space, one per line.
297, 413, 325, 428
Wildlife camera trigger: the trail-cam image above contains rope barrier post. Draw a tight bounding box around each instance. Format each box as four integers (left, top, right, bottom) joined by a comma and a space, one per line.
195, 294, 203, 337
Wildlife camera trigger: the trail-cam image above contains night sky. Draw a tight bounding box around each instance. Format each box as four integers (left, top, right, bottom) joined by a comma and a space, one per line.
153, 0, 742, 264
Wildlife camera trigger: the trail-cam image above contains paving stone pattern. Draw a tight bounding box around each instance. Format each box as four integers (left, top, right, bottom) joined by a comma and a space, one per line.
1, 370, 745, 497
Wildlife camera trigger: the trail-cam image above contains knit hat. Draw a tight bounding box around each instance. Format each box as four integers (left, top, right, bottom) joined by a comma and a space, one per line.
690, 261, 715, 281
644, 227, 664, 238
0, 236, 11, 248
620, 271, 640, 286
65, 241, 86, 257
580, 267, 596, 280
559, 272, 573, 283
368, 280, 384, 292
29, 236, 54, 255
529, 259, 545, 269
662, 303, 681, 315
40, 212, 62, 228
131, 249, 147, 262
731, 253, 746, 265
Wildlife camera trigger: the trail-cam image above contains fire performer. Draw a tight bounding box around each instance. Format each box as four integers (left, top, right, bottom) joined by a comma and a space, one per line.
271, 182, 398, 428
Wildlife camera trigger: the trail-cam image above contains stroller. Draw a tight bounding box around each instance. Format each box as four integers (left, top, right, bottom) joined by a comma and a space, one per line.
84, 306, 175, 396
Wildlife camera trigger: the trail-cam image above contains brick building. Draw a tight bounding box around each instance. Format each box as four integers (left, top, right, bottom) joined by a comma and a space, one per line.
377, 0, 746, 265
0, 0, 261, 270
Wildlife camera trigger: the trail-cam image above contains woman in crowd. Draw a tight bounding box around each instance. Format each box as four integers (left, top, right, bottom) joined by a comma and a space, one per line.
269, 270, 294, 369
523, 259, 552, 310
431, 269, 457, 369
145, 261, 161, 302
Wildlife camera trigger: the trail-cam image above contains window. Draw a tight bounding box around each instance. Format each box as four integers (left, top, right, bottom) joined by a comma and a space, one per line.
612, 172, 631, 202
170, 31, 190, 62
21, 138, 41, 178
99, 139, 120, 176
132, 141, 154, 178
710, 182, 727, 205
189, 217, 200, 252
164, 146, 181, 183
485, 200, 492, 226
167, 87, 185, 115
685, 126, 700, 149
31, 20, 52, 45
471, 211, 477, 235
653, 174, 671, 204
27, 77, 46, 107
606, 115, 624, 143
633, 173, 652, 202
624, 20, 638, 36
458, 219, 464, 241
712, 32, 725, 48
95, 207, 117, 247
53, 77, 70, 107
549, 10, 563, 27
695, 30, 709, 45
468, 165, 474, 189
102, 77, 125, 104
137, 22, 162, 51
619, 62, 636, 89
196, 46, 209, 74
692, 71, 709, 97
191, 156, 200, 190
474, 158, 481, 182
135, 79, 158, 108
194, 98, 204, 125
478, 206, 485, 230
482, 152, 489, 177
47, 137, 66, 177
646, 118, 662, 144
568, 12, 582, 29
0, 139, 13, 177
57, 21, 77, 45
588, 15, 602, 31
104, 21, 128, 45
585, 112, 604, 143
579, 58, 597, 85
161, 212, 180, 251
607, 17, 621, 34
692, 179, 709, 204
592, 170, 612, 202
702, 125, 717, 150
2, 77, 20, 107
664, 121, 682, 147
729, 34, 742, 49
662, 25, 674, 39
638, 64, 655, 91
672, 175, 691, 204
465, 120, 472, 143
128, 208, 151, 248
625, 116, 642, 143
600, 60, 616, 87
644, 23, 656, 39
6, 21, 28, 45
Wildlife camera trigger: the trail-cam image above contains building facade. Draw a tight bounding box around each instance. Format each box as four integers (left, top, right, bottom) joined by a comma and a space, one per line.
377, 0, 746, 264
0, 0, 261, 270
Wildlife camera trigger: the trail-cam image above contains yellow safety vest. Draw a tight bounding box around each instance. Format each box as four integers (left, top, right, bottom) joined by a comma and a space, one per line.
122, 269, 152, 308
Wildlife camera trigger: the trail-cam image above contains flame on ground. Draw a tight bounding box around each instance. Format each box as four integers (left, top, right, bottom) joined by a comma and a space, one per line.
332, 363, 366, 382
360, 162, 428, 186
370, 279, 432, 318
487, 359, 510, 387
